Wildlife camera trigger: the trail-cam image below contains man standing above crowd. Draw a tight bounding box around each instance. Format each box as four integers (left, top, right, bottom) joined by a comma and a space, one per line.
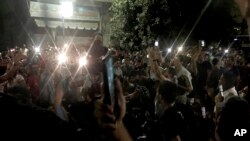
173, 55, 193, 105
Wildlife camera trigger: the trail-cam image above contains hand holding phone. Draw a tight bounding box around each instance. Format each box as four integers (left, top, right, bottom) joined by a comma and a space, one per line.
94, 79, 126, 128
102, 53, 115, 106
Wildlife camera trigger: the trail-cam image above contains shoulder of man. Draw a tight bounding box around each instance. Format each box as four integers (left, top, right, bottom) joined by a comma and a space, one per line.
0, 93, 76, 137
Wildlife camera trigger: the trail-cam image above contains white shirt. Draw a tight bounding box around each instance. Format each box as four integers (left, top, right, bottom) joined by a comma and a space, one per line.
150, 66, 164, 81
176, 66, 193, 94
7, 74, 25, 88
215, 87, 238, 114
222, 87, 238, 102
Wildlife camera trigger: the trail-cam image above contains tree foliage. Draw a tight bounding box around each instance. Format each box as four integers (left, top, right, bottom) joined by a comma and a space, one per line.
110, 0, 242, 50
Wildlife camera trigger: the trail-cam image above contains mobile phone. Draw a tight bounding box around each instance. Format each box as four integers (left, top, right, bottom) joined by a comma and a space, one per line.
102, 53, 115, 106
199, 40, 205, 47
201, 107, 206, 118
219, 85, 224, 97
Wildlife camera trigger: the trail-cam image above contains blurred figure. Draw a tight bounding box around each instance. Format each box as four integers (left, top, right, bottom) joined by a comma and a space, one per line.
173, 56, 193, 105
215, 96, 250, 141
223, 56, 240, 90
114, 60, 123, 78
148, 80, 187, 141
206, 58, 222, 98
215, 71, 238, 116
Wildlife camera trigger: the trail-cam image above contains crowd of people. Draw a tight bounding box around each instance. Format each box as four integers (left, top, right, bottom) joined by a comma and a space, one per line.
0, 32, 249, 141
0, 0, 250, 140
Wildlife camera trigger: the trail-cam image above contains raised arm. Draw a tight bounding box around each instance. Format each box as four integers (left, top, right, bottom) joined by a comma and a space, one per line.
94, 79, 133, 141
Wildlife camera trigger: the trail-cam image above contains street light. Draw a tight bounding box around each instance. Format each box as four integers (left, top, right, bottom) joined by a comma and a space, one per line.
60, 1, 73, 45
60, 1, 73, 18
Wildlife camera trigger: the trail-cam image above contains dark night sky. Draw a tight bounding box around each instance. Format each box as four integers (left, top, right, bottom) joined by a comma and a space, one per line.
0, 0, 30, 51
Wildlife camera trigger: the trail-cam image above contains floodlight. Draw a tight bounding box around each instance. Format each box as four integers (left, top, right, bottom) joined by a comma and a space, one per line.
60, 1, 73, 18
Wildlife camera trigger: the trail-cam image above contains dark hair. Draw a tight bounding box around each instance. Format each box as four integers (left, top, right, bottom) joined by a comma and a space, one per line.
168, 67, 176, 76
222, 71, 236, 88
217, 96, 250, 141
158, 80, 178, 103
212, 58, 219, 66
5, 86, 31, 104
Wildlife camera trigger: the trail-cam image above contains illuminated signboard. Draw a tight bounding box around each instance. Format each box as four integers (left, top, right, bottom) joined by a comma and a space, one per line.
30, 1, 100, 21
34, 19, 98, 30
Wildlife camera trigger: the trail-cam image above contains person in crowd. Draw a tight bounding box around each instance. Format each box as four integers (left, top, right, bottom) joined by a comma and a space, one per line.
215, 71, 238, 116
196, 52, 212, 103
0, 76, 132, 141
121, 58, 133, 77
223, 56, 241, 90
147, 80, 187, 141
206, 58, 222, 98
114, 60, 123, 79
38, 62, 55, 107
64, 64, 84, 104
215, 96, 250, 141
27, 67, 40, 105
173, 55, 193, 105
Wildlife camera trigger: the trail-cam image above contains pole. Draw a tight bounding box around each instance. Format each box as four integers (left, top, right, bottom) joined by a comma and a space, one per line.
62, 16, 65, 45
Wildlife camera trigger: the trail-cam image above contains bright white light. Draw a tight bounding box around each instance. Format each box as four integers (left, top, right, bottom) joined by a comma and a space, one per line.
147, 54, 149, 58
79, 56, 87, 67
10, 49, 15, 52
201, 40, 205, 47
57, 53, 67, 64
34, 47, 40, 53
167, 48, 172, 53
60, 1, 73, 18
178, 46, 183, 52
64, 43, 68, 48
224, 49, 229, 54
234, 38, 238, 41
154, 41, 159, 47
24, 48, 28, 53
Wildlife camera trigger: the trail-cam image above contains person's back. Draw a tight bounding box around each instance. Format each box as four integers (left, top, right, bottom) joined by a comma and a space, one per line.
216, 96, 250, 141
0, 93, 76, 139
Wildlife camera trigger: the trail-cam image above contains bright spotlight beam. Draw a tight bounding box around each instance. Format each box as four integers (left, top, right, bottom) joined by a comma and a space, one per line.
57, 53, 67, 64
34, 47, 40, 53
178, 46, 183, 52
167, 48, 172, 53
79, 57, 87, 67
224, 49, 229, 54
